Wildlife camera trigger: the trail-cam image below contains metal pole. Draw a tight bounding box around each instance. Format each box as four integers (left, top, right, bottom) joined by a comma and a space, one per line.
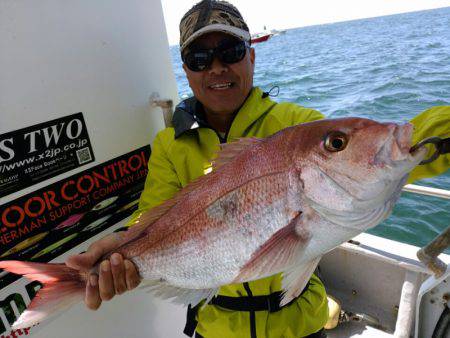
152, 99, 174, 128
417, 226, 450, 277
403, 184, 450, 199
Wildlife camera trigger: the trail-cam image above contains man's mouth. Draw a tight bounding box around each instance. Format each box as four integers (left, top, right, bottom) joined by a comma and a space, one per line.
208, 82, 234, 90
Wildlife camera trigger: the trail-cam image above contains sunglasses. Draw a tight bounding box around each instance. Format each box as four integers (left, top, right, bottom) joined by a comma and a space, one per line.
182, 39, 250, 72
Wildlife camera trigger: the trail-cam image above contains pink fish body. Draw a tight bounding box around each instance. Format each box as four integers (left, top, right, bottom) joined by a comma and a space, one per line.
0, 117, 427, 329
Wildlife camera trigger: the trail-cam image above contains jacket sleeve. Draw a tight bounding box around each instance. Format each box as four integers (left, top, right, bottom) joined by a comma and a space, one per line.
281, 274, 329, 336
283, 103, 325, 125
127, 130, 181, 226
408, 106, 450, 184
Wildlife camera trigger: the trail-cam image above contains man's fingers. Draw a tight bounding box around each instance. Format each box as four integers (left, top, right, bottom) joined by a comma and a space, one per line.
65, 252, 92, 270
124, 259, 141, 290
66, 245, 103, 270
85, 274, 102, 310
110, 253, 127, 295
99, 261, 115, 301
66, 233, 121, 270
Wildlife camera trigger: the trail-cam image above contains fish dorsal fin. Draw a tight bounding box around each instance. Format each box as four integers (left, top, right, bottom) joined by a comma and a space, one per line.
233, 211, 310, 283
119, 196, 183, 245
213, 137, 262, 170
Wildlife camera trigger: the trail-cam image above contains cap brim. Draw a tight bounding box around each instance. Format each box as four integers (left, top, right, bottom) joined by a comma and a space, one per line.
180, 24, 251, 52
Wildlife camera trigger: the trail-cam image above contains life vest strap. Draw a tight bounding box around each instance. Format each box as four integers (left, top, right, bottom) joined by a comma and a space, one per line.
183, 283, 310, 337
209, 289, 299, 312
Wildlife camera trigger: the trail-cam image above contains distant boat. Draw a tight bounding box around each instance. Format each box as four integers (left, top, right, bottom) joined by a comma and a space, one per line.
251, 32, 273, 44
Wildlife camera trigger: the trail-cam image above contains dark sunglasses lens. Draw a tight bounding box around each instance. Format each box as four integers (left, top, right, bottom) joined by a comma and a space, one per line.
184, 51, 212, 71
183, 41, 247, 71
220, 42, 246, 64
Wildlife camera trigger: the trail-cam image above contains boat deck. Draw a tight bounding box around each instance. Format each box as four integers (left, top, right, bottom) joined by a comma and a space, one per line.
326, 322, 393, 337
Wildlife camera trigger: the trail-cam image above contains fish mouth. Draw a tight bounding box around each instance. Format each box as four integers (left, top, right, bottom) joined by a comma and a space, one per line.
373, 123, 427, 172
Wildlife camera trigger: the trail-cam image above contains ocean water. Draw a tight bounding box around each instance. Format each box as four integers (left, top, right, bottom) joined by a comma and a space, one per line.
169, 7, 450, 250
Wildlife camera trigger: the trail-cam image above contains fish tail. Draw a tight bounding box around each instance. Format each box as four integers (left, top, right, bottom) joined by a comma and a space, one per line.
0, 260, 86, 329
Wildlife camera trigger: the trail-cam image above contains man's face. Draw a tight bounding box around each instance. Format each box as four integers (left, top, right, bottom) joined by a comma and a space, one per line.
182, 32, 255, 115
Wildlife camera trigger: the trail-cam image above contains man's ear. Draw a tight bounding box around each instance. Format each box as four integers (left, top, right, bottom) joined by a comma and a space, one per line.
182, 63, 188, 72
249, 47, 255, 70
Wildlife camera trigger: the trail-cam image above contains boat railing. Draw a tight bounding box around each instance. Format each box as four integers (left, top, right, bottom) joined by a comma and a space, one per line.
403, 184, 450, 199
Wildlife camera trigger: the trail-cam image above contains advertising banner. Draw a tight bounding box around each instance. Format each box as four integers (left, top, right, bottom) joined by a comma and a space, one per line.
0, 113, 95, 198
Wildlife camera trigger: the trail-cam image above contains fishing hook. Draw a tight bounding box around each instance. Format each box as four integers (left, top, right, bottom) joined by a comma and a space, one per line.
410, 136, 450, 165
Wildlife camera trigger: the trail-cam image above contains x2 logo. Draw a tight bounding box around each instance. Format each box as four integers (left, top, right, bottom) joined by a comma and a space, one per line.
0, 113, 95, 198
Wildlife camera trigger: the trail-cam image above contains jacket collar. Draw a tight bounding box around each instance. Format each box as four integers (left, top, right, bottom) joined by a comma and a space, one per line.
227, 87, 276, 140
172, 87, 276, 140
172, 96, 209, 139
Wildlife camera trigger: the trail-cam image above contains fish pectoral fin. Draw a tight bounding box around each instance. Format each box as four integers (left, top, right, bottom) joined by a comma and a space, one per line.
140, 280, 218, 307
280, 256, 321, 306
233, 212, 310, 283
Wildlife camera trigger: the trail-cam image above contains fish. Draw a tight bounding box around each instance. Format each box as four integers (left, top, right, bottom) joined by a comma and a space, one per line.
0, 117, 427, 329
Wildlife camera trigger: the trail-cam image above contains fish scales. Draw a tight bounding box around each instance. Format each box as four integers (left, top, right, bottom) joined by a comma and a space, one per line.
132, 171, 301, 288
116, 133, 292, 258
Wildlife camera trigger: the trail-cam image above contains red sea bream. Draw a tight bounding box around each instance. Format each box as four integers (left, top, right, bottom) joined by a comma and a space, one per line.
0, 117, 427, 329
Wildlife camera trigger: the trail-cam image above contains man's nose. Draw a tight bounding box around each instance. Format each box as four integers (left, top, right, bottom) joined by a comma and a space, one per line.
208, 56, 228, 75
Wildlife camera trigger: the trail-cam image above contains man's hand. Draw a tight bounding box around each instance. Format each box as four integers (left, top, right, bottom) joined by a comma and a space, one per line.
65, 232, 141, 310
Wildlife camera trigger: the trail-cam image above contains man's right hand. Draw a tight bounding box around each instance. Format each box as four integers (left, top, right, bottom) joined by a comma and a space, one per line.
65, 232, 141, 310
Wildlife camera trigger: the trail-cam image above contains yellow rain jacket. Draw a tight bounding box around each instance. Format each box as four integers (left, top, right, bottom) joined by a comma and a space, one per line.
128, 87, 449, 338
408, 105, 450, 183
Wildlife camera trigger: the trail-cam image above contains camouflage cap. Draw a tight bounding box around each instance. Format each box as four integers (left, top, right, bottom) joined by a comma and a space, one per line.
179, 0, 250, 52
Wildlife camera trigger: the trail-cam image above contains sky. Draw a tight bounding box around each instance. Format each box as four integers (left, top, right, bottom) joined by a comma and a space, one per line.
161, 0, 450, 45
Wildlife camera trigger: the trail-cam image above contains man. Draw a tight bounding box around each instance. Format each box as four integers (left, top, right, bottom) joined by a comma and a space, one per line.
66, 1, 450, 337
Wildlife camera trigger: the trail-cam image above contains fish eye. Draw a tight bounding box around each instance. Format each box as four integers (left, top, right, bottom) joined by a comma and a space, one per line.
324, 131, 348, 152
